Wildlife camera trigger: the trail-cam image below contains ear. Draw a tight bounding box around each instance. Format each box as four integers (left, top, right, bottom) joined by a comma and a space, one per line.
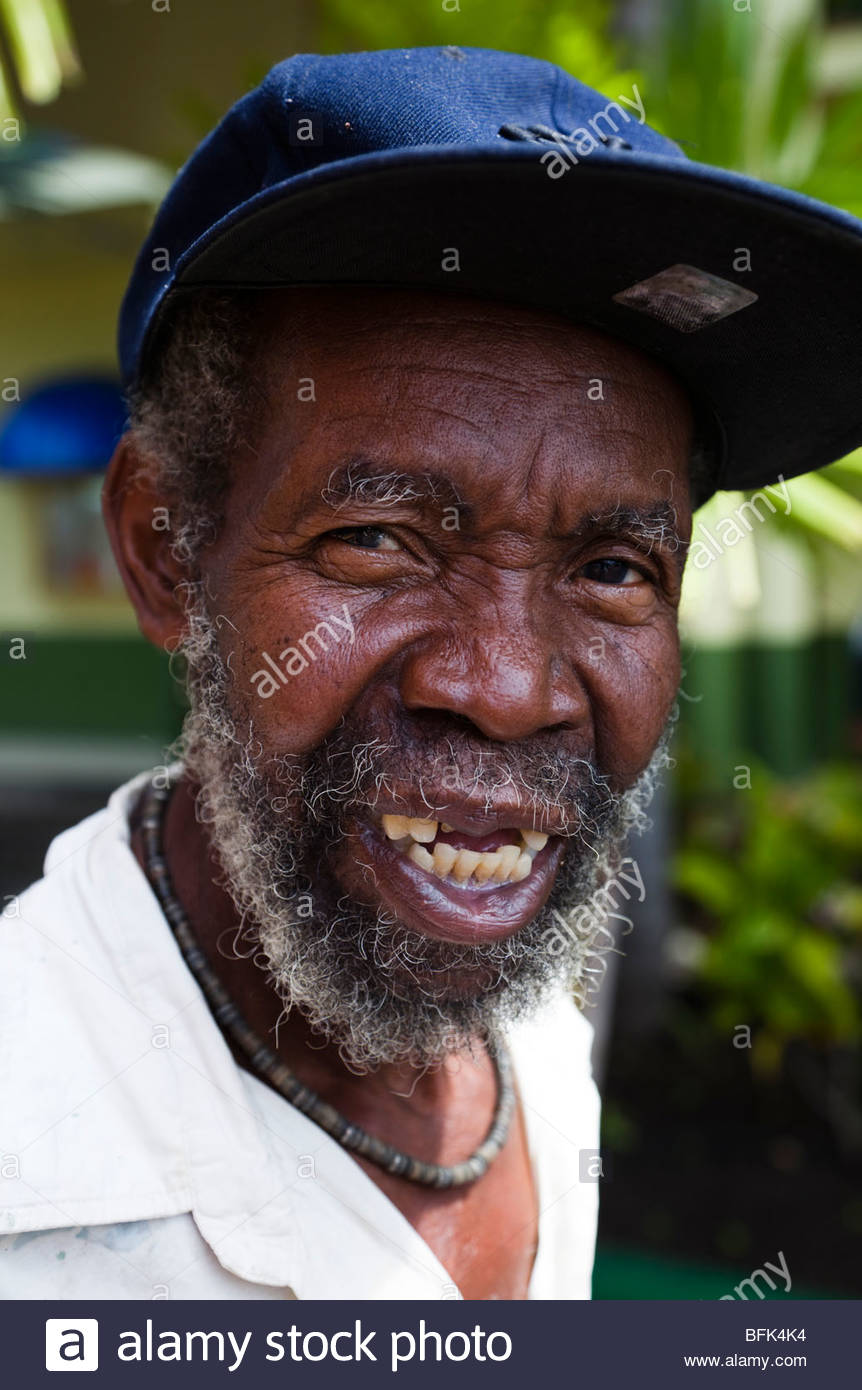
102, 433, 189, 650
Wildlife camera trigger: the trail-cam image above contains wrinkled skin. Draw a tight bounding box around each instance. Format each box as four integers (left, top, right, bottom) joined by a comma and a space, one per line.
106, 288, 694, 1299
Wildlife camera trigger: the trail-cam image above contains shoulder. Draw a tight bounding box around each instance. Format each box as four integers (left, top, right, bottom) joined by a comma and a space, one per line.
0, 771, 193, 1237
2, 772, 157, 1062
507, 987, 601, 1149
507, 986, 597, 1077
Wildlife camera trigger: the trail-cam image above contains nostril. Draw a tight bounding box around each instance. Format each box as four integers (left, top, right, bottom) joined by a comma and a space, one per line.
403, 708, 489, 741
544, 719, 577, 735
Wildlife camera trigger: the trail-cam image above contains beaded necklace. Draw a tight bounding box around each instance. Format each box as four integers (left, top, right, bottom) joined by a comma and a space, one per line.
139, 776, 515, 1188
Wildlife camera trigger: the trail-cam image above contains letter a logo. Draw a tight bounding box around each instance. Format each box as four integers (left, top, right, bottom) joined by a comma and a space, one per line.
45, 1319, 99, 1371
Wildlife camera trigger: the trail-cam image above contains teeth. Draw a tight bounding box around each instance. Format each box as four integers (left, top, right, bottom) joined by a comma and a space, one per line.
382, 814, 438, 842
432, 843, 458, 878
451, 849, 482, 883
472, 851, 502, 884
492, 845, 522, 881
408, 818, 438, 844
382, 814, 412, 840
441, 822, 454, 832
407, 842, 434, 872
511, 852, 532, 882
383, 814, 553, 887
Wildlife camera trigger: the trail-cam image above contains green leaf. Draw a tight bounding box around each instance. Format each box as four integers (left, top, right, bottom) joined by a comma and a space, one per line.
783, 473, 862, 550
673, 849, 741, 915
0, 0, 78, 111
0, 0, 61, 104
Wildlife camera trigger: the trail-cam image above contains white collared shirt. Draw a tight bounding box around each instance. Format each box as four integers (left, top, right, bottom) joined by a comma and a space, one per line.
0, 771, 600, 1300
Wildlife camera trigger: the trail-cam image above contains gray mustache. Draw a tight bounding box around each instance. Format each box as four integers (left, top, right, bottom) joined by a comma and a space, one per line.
269, 725, 620, 845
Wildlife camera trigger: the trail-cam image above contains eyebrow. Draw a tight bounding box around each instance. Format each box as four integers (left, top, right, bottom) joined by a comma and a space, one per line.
576, 502, 687, 559
302, 458, 468, 518
296, 461, 685, 557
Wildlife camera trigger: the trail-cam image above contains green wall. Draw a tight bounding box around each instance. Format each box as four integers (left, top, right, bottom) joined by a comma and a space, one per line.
0, 632, 183, 742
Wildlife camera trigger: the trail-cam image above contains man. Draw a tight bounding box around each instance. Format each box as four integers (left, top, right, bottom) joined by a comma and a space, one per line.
2, 48, 860, 1301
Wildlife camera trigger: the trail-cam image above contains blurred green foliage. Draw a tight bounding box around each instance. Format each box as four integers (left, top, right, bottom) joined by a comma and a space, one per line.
674, 763, 862, 1073
317, 0, 640, 97
0, 0, 79, 121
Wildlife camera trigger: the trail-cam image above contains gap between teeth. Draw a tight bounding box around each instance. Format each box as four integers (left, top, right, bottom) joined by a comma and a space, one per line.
381, 815, 548, 886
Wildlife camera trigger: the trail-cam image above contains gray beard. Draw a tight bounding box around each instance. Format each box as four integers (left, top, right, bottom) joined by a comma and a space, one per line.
176, 587, 672, 1071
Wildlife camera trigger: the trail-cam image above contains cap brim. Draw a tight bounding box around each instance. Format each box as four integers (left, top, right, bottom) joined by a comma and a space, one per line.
155, 144, 862, 493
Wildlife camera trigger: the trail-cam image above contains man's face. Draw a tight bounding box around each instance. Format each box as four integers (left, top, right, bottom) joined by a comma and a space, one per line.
177, 288, 693, 1066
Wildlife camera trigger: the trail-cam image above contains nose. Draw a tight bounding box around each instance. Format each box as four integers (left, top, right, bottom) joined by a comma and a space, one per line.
398, 587, 591, 743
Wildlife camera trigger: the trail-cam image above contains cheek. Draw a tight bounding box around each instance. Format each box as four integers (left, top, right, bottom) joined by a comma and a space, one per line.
582, 621, 680, 782
216, 581, 400, 755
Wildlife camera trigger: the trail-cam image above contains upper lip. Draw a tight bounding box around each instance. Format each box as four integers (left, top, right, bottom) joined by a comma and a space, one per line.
363, 795, 568, 839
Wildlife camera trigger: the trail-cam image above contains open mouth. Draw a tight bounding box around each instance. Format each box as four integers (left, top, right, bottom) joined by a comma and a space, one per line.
381, 814, 548, 889
343, 808, 568, 946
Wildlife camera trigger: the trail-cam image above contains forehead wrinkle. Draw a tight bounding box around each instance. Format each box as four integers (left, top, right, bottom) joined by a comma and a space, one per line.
287, 301, 657, 368
261, 288, 693, 402
321, 401, 497, 442
331, 358, 652, 417
333, 357, 619, 387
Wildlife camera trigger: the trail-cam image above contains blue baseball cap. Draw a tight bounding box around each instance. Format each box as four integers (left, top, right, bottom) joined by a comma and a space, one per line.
118, 45, 862, 494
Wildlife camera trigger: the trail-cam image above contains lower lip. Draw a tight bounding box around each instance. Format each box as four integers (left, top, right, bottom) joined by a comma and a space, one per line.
352, 822, 565, 945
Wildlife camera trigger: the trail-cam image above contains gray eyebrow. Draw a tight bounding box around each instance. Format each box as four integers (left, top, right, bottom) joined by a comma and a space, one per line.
317, 459, 467, 514
578, 501, 687, 557
298, 463, 684, 559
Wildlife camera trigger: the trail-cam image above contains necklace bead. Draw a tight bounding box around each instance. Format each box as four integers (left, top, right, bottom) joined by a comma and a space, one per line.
140, 776, 515, 1189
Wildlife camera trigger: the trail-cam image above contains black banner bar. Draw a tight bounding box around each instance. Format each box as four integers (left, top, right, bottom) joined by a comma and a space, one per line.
5, 1298, 858, 1388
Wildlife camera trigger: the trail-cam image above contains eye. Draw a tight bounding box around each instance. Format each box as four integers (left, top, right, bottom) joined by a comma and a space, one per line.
579, 557, 644, 586
328, 525, 403, 552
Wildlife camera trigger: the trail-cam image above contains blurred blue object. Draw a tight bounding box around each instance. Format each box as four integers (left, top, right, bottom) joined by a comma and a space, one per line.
0, 377, 127, 476
0, 132, 171, 217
